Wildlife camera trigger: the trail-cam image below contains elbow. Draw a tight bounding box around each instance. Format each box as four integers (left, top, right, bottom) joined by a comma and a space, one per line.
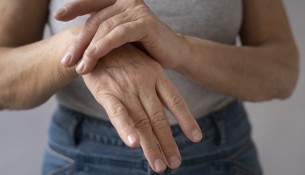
240, 41, 300, 103
267, 51, 299, 101
276, 69, 299, 100
247, 81, 298, 102
276, 81, 298, 100
249, 51, 299, 102
277, 46, 300, 100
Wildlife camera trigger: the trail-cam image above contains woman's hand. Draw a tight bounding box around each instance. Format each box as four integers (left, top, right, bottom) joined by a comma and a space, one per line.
55, 0, 299, 101
83, 44, 202, 172
55, 2, 203, 171
55, 0, 187, 74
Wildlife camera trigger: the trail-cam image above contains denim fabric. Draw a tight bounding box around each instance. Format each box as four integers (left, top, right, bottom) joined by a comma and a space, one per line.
42, 101, 263, 175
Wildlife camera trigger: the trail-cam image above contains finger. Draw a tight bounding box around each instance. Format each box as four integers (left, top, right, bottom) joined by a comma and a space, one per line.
123, 93, 167, 173
76, 12, 135, 74
156, 74, 203, 143
61, 26, 96, 67
84, 4, 153, 59
139, 89, 182, 169
54, 0, 116, 21
62, 5, 122, 71
85, 19, 147, 63
98, 93, 140, 148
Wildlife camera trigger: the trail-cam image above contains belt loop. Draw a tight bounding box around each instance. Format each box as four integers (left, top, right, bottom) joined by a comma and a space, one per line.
211, 113, 226, 146
67, 114, 84, 146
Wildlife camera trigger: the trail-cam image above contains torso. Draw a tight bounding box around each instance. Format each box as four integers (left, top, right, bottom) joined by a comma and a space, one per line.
48, 0, 242, 124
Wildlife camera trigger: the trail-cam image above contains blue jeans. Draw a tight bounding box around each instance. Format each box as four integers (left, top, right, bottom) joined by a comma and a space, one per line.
42, 101, 262, 175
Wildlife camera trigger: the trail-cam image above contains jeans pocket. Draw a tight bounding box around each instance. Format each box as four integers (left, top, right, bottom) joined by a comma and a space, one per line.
42, 145, 75, 175
230, 140, 263, 175
233, 161, 260, 175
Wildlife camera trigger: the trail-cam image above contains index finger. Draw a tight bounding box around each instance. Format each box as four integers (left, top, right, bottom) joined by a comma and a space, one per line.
60, 4, 123, 71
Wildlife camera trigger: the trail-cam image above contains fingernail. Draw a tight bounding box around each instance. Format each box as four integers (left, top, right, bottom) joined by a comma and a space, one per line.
55, 7, 67, 17
76, 60, 85, 73
61, 53, 71, 65
192, 129, 203, 142
87, 45, 97, 56
154, 159, 166, 172
169, 156, 181, 168
127, 134, 137, 145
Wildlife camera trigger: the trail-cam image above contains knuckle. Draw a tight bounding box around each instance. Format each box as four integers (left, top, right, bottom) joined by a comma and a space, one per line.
110, 104, 127, 116
86, 45, 101, 60
86, 54, 100, 61
137, 17, 147, 26
150, 111, 168, 129
116, 25, 129, 36
115, 25, 130, 43
169, 95, 185, 108
133, 118, 151, 130
101, 19, 115, 33
71, 39, 82, 49
97, 94, 127, 116
100, 37, 112, 49
144, 148, 159, 158
86, 15, 102, 28
120, 11, 130, 19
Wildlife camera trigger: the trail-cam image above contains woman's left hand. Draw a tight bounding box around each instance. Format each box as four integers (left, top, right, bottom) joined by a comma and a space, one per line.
55, 0, 188, 74
82, 44, 203, 172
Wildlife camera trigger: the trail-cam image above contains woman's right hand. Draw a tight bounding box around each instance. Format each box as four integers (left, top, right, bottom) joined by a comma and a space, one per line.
55, 0, 189, 74
82, 44, 202, 172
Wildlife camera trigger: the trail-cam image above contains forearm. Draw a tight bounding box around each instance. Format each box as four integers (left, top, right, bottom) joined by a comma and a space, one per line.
0, 29, 78, 109
177, 36, 299, 102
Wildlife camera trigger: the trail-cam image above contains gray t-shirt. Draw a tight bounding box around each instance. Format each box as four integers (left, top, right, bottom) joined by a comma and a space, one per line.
48, 0, 242, 124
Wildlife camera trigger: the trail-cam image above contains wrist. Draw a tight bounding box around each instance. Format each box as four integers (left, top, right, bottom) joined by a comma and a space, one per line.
48, 27, 80, 84
174, 34, 196, 73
